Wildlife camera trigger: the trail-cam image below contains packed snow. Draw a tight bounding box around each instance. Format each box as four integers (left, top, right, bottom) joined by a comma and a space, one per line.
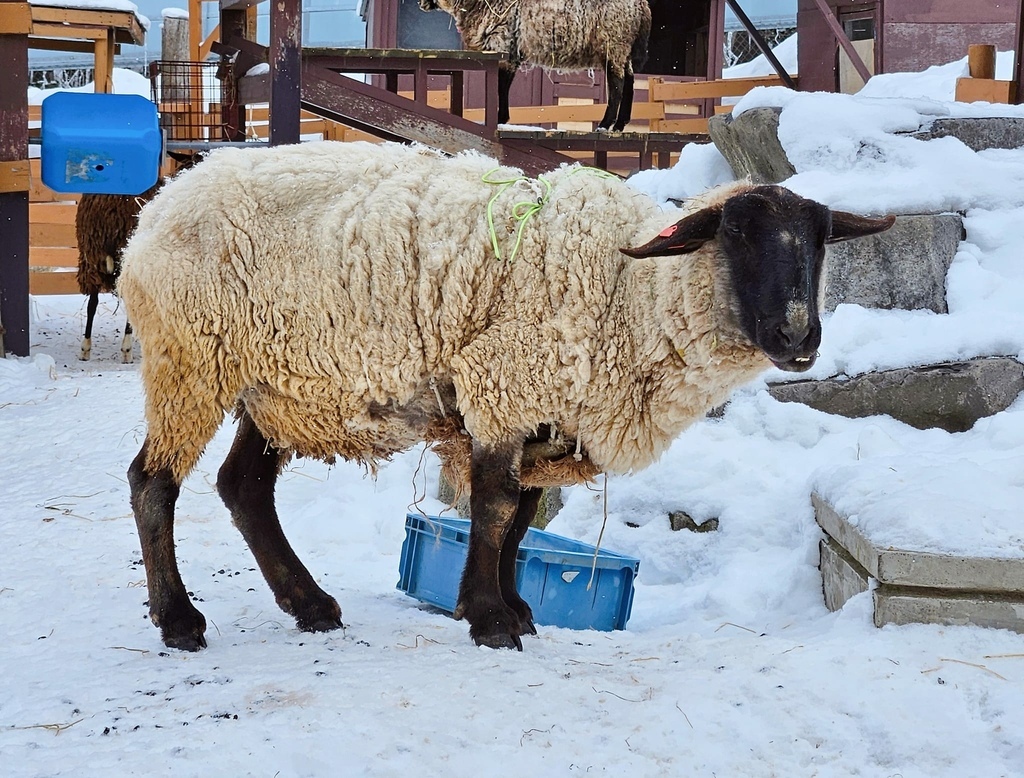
3, 49, 1024, 776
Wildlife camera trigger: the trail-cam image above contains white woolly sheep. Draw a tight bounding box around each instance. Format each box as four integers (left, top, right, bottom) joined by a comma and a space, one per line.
418, 0, 651, 132
118, 140, 893, 652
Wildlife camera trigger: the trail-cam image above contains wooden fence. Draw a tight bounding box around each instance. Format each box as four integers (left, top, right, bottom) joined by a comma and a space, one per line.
27, 73, 795, 294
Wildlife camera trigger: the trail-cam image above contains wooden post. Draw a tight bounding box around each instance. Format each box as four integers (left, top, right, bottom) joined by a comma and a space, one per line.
162, 11, 190, 140
0, 0, 30, 356
1015, 0, 1024, 105
968, 44, 997, 79
269, 0, 301, 145
93, 28, 115, 92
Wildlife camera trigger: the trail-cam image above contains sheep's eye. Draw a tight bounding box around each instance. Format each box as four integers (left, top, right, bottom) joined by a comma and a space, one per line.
724, 224, 743, 236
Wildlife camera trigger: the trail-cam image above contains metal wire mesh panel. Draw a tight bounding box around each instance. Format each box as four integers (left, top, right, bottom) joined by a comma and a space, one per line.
148, 60, 238, 143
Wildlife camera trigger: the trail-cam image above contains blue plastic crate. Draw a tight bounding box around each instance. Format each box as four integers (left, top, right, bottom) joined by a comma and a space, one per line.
397, 514, 640, 631
41, 92, 161, 195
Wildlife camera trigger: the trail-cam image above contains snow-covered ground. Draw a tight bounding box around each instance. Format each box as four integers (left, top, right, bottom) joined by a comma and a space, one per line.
3, 49, 1024, 777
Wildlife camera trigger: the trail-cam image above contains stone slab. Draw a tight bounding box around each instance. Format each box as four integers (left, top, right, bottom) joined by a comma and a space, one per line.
911, 117, 1024, 152
873, 590, 1024, 633
820, 536, 869, 611
769, 357, 1024, 433
823, 213, 963, 314
815, 493, 1024, 633
813, 493, 1024, 592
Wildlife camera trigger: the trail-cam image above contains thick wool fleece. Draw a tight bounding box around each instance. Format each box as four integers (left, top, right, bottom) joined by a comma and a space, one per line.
119, 141, 769, 483
432, 0, 650, 75
75, 182, 161, 295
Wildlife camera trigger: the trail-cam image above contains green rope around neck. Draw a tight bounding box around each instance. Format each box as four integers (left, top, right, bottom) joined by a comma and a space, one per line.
481, 165, 617, 263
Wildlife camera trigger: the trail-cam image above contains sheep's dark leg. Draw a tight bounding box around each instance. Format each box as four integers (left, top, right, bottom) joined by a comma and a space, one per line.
497, 66, 515, 125
80, 290, 98, 361
120, 318, 133, 364
217, 410, 342, 634
128, 440, 208, 651
498, 487, 542, 636
598, 63, 625, 132
615, 69, 636, 131
456, 437, 525, 650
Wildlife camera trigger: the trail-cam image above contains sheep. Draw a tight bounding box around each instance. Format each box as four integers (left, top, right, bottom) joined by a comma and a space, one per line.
118, 140, 894, 652
75, 183, 160, 362
417, 0, 651, 132
75, 153, 201, 362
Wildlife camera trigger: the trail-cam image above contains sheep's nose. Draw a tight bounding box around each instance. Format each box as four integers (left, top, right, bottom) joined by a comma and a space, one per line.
774, 321, 808, 349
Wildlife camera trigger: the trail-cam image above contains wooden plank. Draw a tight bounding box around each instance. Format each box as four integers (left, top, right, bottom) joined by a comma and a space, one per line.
0, 159, 29, 193
30, 6, 134, 29
30, 247, 78, 267
29, 202, 76, 224
30, 221, 77, 247
31, 22, 107, 40
0, 1, 31, 34
955, 78, 1016, 104
650, 76, 796, 101
27, 35, 118, 55
29, 270, 78, 295
653, 118, 711, 134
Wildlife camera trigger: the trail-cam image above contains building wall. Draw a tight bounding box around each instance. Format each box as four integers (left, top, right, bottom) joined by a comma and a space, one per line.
798, 0, 1017, 93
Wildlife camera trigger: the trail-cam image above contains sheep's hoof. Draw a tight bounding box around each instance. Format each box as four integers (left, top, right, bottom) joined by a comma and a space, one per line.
79, 339, 92, 361
474, 631, 523, 651
288, 593, 343, 634
463, 600, 526, 651
154, 604, 208, 652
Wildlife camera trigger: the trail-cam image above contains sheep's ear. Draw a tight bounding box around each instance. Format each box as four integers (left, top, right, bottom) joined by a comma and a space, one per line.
827, 211, 896, 243
620, 206, 722, 258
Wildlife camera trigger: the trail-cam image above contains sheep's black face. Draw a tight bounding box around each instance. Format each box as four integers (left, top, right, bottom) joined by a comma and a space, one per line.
718, 187, 830, 372
621, 185, 896, 373
418, 0, 440, 10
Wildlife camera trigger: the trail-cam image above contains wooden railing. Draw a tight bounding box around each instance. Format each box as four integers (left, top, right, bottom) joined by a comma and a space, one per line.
27, 158, 80, 295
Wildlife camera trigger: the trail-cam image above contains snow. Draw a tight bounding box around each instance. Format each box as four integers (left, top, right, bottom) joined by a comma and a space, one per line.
5, 51, 1024, 777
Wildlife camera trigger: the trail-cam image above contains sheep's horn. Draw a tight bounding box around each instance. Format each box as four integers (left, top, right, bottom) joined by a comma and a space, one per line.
827, 212, 896, 243
620, 206, 722, 258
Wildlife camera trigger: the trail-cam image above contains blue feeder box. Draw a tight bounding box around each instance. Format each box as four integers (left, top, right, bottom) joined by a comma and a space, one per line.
398, 514, 640, 631
41, 92, 161, 195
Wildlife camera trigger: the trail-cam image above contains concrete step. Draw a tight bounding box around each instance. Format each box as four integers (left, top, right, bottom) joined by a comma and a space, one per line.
814, 493, 1024, 633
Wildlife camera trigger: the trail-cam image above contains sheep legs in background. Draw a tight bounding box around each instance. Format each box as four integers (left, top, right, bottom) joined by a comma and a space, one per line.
80, 291, 99, 361
598, 63, 634, 132
455, 438, 536, 650
80, 290, 135, 363
497, 66, 515, 125
120, 320, 133, 364
128, 441, 208, 651
217, 410, 344, 634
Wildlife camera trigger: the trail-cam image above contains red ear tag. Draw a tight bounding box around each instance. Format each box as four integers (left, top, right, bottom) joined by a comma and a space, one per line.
658, 224, 678, 238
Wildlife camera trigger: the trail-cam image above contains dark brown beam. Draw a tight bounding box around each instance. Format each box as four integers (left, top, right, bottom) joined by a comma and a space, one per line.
1015, 0, 1023, 104
28, 37, 121, 54
0, 0, 30, 356
808, 0, 872, 84
218, 6, 254, 141
268, 0, 301, 145
725, 0, 797, 89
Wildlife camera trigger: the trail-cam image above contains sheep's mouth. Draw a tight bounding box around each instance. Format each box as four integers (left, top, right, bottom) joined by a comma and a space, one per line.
770, 354, 817, 373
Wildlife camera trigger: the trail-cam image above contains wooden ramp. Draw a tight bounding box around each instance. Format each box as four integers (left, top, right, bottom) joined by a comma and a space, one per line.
300, 52, 570, 176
